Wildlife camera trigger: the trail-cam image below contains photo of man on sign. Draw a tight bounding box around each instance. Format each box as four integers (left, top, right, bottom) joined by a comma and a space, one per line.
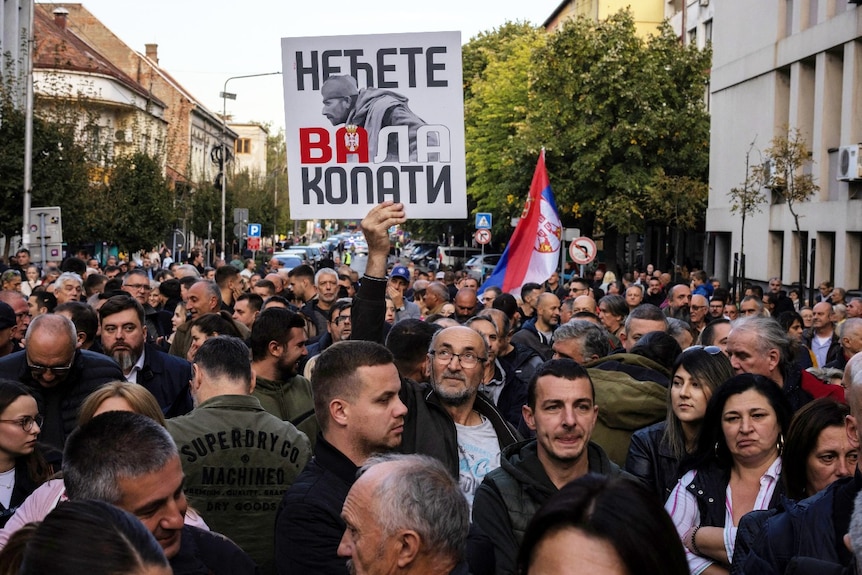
321, 75, 432, 162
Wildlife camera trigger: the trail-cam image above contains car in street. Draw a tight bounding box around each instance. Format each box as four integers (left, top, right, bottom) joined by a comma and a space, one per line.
272, 253, 304, 272
464, 253, 501, 279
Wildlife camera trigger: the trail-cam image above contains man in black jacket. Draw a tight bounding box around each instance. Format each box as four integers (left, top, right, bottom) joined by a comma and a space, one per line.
471, 359, 631, 574
0, 313, 123, 462
274, 340, 407, 575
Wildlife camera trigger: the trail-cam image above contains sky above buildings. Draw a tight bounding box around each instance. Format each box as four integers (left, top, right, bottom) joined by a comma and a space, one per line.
70, 0, 558, 132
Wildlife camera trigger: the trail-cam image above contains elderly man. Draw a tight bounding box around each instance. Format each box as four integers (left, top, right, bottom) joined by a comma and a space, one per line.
625, 284, 644, 310
825, 318, 862, 370
301, 268, 340, 343
122, 268, 170, 345
53, 272, 83, 305
169, 280, 249, 359
168, 336, 310, 573
0, 314, 123, 460
618, 304, 668, 352
472, 360, 630, 574
689, 294, 710, 335
739, 295, 767, 317
665, 284, 691, 320
338, 454, 470, 575
803, 301, 841, 367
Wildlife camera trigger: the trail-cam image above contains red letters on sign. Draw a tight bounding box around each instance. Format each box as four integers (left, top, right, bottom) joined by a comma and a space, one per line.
299, 128, 332, 163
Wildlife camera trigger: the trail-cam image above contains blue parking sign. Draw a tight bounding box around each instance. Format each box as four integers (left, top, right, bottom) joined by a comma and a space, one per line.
248, 223, 262, 237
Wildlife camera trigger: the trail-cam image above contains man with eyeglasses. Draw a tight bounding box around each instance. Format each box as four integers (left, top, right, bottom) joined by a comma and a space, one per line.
0, 314, 123, 462
688, 294, 710, 336
301, 299, 353, 379
481, 286, 501, 310
350, 202, 520, 510
122, 269, 170, 346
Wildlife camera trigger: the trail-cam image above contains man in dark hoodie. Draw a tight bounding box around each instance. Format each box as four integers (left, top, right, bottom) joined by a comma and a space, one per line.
471, 359, 632, 575
321, 74, 431, 162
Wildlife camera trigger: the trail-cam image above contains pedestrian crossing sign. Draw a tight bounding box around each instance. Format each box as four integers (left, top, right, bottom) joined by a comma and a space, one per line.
476, 213, 492, 229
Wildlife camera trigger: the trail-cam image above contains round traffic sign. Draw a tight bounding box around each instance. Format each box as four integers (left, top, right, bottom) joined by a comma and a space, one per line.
569, 237, 597, 265
475, 229, 492, 245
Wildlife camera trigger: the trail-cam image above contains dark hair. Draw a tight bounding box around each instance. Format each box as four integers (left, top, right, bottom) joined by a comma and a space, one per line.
236, 292, 264, 313
327, 298, 353, 322
16, 500, 169, 575
629, 331, 681, 373
312, 341, 394, 432
83, 273, 107, 296
700, 319, 730, 347
288, 264, 315, 280
783, 398, 851, 499
159, 278, 181, 302
385, 319, 440, 377
492, 293, 519, 319
63, 411, 177, 504
624, 303, 668, 334
776, 310, 804, 333
188, 312, 241, 340
691, 374, 792, 471
28, 291, 57, 314
516, 474, 688, 575
662, 348, 734, 460
599, 294, 628, 318
0, 380, 51, 486
60, 257, 86, 276
214, 265, 239, 287
194, 336, 252, 392
527, 359, 593, 409
520, 283, 542, 302
97, 294, 144, 325
249, 308, 306, 361
55, 302, 99, 345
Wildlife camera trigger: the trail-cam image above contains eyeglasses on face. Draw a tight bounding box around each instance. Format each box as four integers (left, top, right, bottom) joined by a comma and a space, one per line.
27, 357, 74, 377
332, 315, 352, 326
428, 349, 486, 368
0, 414, 43, 431
124, 283, 152, 291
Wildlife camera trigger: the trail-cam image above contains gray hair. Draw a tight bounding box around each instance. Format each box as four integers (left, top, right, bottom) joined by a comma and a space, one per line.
56, 272, 83, 288
315, 267, 338, 286
359, 454, 468, 562
731, 316, 791, 366
740, 295, 765, 314
624, 304, 668, 333
554, 320, 610, 359
63, 412, 177, 504
175, 264, 201, 279
849, 489, 862, 568
191, 279, 223, 305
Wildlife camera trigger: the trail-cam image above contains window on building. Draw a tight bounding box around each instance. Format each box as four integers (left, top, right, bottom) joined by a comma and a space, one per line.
688, 28, 697, 46
235, 138, 251, 154
704, 19, 713, 43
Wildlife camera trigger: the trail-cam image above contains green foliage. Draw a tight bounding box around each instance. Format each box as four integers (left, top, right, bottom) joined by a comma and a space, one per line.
106, 152, 174, 251
523, 11, 711, 234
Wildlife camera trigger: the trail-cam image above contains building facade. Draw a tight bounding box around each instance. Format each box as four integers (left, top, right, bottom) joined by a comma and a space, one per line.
544, 0, 666, 36
229, 122, 268, 177
706, 0, 862, 292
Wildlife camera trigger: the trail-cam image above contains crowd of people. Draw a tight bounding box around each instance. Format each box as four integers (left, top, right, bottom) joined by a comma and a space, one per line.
0, 202, 858, 573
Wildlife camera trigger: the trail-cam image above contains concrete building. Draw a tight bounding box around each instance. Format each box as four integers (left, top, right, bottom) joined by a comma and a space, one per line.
544, 0, 666, 37
36, 3, 236, 192
706, 0, 862, 293
667, 0, 715, 50
33, 8, 167, 167
229, 122, 268, 177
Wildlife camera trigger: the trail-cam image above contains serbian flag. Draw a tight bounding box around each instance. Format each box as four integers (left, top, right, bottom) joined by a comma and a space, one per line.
481, 150, 562, 295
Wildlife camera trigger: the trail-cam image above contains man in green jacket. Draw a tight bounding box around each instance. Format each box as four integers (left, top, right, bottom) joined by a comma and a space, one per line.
167, 336, 310, 574
471, 359, 633, 575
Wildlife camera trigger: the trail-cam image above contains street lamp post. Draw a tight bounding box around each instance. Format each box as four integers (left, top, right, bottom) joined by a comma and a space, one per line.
219, 71, 281, 261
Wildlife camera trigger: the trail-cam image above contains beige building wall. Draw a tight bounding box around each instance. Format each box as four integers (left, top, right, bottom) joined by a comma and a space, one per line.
544, 0, 665, 37
707, 0, 862, 291
230, 123, 269, 177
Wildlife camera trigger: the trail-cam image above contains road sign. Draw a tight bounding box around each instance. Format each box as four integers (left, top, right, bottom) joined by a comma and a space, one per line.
569, 237, 597, 265
247, 237, 261, 251
475, 229, 492, 245
233, 208, 248, 224
248, 223, 262, 238
475, 213, 492, 229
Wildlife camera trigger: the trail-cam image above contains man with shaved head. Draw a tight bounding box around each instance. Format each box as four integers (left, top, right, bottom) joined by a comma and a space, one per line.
510, 293, 560, 361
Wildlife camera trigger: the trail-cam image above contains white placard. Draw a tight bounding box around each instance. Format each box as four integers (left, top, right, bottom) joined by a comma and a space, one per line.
281, 32, 467, 220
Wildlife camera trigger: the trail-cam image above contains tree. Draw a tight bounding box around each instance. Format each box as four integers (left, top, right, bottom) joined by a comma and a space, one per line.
521, 11, 711, 271
763, 127, 819, 293
107, 152, 175, 252
728, 140, 767, 295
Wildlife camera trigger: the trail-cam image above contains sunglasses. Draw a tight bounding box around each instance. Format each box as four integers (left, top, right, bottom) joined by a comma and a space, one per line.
683, 345, 722, 355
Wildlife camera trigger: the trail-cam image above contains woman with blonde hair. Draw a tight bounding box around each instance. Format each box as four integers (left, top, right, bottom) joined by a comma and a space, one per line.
77, 381, 166, 426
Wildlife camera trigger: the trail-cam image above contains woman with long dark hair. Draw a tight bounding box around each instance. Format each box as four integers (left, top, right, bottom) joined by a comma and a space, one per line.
0, 380, 51, 528
665, 374, 792, 574
626, 346, 734, 501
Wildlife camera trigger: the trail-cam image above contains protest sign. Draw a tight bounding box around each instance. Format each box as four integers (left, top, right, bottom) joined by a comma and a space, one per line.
281, 31, 466, 220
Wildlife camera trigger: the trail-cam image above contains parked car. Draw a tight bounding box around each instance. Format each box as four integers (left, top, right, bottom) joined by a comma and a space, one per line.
272, 254, 304, 272
409, 243, 440, 267
464, 253, 502, 280
437, 246, 482, 270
